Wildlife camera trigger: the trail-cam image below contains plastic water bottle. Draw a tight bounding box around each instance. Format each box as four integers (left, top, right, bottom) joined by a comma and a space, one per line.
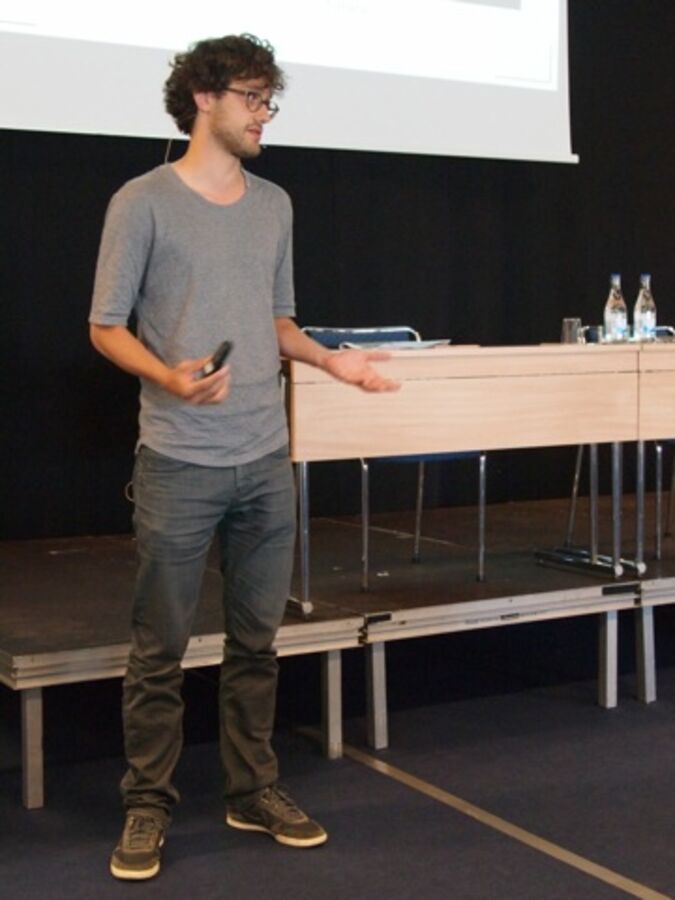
633, 273, 656, 341
603, 273, 628, 342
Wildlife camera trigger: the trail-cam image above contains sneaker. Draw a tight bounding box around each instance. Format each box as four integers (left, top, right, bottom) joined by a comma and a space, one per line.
226, 786, 327, 848
110, 810, 166, 880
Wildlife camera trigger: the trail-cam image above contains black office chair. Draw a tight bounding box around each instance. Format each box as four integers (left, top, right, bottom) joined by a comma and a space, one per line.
302, 325, 487, 588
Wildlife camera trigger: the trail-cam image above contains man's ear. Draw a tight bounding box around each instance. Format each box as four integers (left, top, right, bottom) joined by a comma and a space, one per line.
193, 91, 214, 113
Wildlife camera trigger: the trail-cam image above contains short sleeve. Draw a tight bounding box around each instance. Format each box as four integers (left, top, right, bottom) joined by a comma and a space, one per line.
89, 185, 155, 326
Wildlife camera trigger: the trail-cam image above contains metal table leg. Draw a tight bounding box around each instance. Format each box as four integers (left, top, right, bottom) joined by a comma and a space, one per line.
412, 460, 425, 564
478, 451, 487, 582
537, 441, 646, 577
21, 687, 44, 809
360, 460, 370, 591
287, 462, 314, 617
589, 443, 599, 562
537, 443, 623, 575
635, 440, 645, 568
655, 441, 663, 560
610, 441, 646, 576
564, 445, 584, 547
611, 441, 623, 571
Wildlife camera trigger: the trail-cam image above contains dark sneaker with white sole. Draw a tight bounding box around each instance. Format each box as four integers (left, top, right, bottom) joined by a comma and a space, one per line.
226, 786, 327, 848
110, 810, 167, 880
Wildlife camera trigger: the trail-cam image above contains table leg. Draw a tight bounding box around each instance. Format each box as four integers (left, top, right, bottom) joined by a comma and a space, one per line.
589, 444, 599, 562
21, 687, 44, 810
611, 442, 622, 574
635, 440, 645, 568
288, 462, 314, 617
361, 460, 370, 591
655, 442, 663, 560
536, 443, 626, 576
564, 444, 584, 547
609, 441, 645, 576
478, 451, 486, 582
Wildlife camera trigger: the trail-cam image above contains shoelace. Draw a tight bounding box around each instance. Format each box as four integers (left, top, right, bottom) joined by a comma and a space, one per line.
262, 786, 304, 821
126, 815, 161, 849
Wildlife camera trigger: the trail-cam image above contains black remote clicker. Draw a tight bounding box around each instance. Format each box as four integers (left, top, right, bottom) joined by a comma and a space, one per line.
194, 340, 233, 379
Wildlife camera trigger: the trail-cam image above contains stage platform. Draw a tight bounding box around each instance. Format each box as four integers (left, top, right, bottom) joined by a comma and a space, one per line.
2, 496, 674, 811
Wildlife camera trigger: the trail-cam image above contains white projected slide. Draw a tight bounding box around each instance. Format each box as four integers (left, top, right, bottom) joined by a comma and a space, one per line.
0, 0, 577, 162
0, 0, 557, 90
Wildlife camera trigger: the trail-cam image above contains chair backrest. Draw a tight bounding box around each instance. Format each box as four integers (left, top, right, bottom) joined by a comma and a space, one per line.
302, 325, 420, 349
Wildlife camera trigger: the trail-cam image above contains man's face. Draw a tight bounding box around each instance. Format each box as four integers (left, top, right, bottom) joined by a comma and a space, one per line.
207, 79, 274, 160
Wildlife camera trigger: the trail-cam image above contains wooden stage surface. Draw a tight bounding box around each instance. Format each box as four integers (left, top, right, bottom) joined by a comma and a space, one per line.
3, 494, 669, 671
2, 494, 674, 809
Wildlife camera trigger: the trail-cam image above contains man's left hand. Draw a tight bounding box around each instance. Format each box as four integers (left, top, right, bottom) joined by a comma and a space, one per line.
323, 349, 400, 392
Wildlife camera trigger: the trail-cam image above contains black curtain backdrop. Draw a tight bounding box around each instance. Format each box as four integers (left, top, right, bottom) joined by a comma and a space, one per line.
2, 1, 675, 540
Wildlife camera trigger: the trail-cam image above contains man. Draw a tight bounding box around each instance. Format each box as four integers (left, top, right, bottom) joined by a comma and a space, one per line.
89, 33, 397, 881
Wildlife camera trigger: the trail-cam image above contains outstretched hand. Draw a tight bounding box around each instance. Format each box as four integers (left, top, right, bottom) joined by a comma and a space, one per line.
322, 349, 400, 392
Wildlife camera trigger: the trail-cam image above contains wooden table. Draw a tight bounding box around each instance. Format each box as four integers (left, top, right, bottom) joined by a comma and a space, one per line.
288, 343, 638, 460
288, 343, 639, 588
286, 342, 673, 748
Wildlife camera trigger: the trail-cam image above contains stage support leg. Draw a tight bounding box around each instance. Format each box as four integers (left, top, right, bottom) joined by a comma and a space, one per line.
598, 611, 618, 709
635, 606, 657, 703
21, 687, 44, 810
366, 642, 388, 750
321, 650, 342, 759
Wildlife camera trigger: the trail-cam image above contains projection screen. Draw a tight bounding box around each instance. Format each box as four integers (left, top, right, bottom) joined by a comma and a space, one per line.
0, 0, 577, 163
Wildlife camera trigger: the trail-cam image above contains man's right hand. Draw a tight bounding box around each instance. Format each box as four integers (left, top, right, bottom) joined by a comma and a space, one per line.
89, 325, 231, 405
164, 358, 231, 405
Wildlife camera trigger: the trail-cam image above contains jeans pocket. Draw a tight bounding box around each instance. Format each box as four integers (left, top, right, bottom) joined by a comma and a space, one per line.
133, 446, 190, 501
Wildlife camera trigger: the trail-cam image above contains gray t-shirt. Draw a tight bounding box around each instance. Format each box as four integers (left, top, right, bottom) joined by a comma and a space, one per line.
90, 164, 295, 466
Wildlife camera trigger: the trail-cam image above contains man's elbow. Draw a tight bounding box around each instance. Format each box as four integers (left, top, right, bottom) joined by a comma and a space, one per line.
89, 323, 104, 352
89, 323, 118, 355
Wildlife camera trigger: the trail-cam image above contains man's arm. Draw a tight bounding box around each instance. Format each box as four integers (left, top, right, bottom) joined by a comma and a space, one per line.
90, 324, 230, 405
274, 318, 400, 392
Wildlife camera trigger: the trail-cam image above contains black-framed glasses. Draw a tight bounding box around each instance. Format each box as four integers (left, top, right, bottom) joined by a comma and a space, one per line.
222, 87, 280, 118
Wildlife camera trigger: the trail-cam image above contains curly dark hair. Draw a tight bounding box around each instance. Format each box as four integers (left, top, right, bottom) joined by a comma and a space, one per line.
164, 34, 286, 135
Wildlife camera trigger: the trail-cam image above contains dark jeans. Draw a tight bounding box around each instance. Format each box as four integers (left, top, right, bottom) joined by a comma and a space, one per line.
121, 444, 296, 818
